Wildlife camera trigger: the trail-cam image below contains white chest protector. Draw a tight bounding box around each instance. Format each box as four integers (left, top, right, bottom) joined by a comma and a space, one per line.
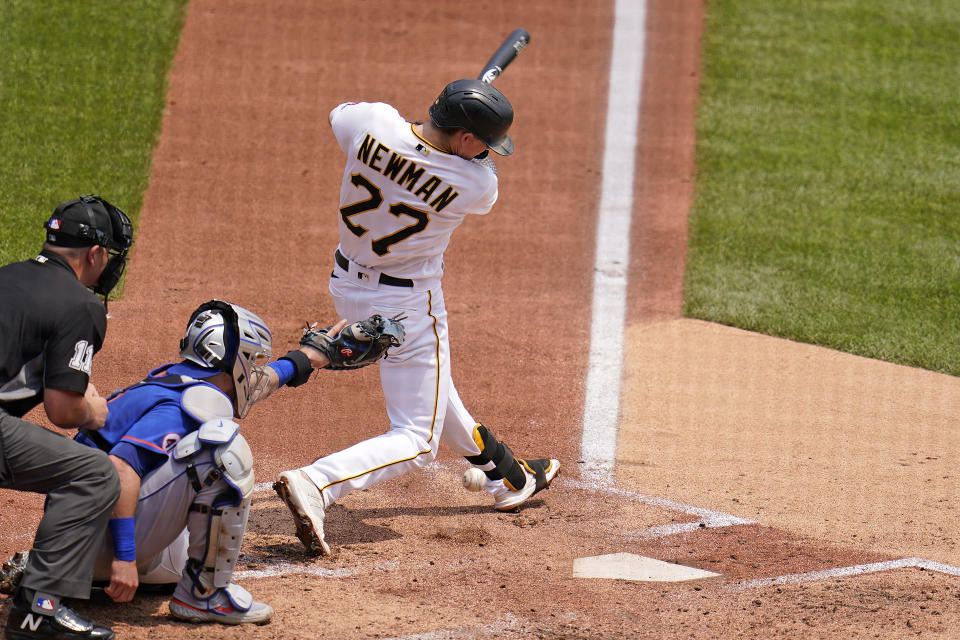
173, 384, 255, 500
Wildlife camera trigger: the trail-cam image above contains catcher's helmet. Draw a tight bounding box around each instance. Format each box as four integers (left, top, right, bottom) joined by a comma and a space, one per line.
45, 194, 134, 298
179, 300, 273, 419
429, 79, 514, 156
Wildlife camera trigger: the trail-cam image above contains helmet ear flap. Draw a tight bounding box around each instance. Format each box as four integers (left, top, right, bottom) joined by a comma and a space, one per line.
179, 300, 240, 373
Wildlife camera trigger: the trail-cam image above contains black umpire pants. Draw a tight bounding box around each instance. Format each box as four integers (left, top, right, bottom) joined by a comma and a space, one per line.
0, 408, 119, 599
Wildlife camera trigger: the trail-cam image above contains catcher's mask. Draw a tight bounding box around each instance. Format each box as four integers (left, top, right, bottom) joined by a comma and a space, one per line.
45, 194, 134, 300
179, 300, 273, 419
428, 78, 514, 156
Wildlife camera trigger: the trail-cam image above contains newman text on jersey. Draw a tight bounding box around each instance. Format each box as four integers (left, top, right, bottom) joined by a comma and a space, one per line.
357, 134, 459, 213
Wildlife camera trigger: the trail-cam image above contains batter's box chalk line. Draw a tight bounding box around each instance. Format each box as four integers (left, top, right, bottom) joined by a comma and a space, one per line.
565, 477, 755, 537
731, 557, 960, 589
564, 480, 960, 581
234, 561, 357, 580
234, 555, 402, 581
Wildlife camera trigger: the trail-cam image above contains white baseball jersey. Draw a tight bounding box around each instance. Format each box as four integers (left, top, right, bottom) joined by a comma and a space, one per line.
330, 102, 498, 280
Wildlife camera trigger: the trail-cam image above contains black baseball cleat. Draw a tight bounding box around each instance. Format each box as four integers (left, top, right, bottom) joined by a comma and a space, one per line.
4, 589, 113, 640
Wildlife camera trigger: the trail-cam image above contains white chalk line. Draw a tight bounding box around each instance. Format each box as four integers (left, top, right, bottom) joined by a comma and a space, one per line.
580, 0, 647, 486
564, 478, 754, 536
733, 557, 960, 590
234, 555, 401, 581
234, 562, 358, 581
571, 0, 759, 547
253, 481, 275, 493
379, 613, 521, 640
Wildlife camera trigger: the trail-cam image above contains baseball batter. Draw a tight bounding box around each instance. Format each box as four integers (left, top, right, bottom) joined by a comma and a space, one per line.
275, 79, 560, 555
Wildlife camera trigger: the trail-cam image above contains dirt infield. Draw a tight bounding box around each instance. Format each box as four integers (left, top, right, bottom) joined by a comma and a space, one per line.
3, 0, 960, 638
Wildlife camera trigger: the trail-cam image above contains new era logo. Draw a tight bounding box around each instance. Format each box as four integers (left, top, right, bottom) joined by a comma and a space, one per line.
21, 614, 44, 632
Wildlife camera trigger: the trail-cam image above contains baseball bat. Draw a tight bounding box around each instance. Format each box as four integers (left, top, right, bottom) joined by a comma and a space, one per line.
478, 28, 531, 84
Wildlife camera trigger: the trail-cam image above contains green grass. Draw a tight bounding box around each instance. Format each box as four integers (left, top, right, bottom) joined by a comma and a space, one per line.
0, 0, 188, 266
685, 0, 960, 375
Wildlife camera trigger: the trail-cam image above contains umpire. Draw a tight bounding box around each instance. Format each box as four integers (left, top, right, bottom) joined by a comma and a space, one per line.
0, 195, 133, 640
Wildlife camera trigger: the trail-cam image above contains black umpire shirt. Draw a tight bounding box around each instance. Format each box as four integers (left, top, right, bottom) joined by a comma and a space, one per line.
0, 250, 106, 418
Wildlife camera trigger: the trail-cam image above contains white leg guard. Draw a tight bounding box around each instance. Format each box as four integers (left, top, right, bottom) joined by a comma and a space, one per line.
187, 495, 250, 592
179, 432, 254, 595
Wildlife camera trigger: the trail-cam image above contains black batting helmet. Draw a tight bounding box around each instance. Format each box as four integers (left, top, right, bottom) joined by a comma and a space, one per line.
429, 79, 514, 156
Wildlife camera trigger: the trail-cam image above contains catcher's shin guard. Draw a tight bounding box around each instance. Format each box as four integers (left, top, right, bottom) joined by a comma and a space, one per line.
175, 424, 255, 593
464, 424, 527, 491
175, 487, 269, 625
193, 492, 251, 590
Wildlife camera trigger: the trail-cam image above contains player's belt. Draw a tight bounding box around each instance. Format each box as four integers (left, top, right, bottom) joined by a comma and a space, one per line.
335, 250, 414, 287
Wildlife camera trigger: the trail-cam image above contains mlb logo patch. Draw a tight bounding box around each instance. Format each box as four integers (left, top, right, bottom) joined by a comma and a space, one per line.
357, 272, 370, 282
48, 218, 61, 230
35, 597, 55, 612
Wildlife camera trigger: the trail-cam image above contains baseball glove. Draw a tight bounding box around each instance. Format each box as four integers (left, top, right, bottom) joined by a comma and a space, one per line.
301, 314, 405, 370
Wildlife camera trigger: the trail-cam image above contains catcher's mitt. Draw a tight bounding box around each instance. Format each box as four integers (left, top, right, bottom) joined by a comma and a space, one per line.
301, 314, 405, 370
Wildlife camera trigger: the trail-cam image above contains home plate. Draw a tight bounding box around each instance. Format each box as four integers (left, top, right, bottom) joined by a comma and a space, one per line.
573, 553, 721, 582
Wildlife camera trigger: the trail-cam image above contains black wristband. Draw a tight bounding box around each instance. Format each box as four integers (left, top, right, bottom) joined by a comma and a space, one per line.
280, 349, 313, 387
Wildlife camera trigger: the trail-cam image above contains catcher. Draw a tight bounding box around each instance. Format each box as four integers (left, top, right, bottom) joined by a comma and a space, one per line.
2, 300, 403, 626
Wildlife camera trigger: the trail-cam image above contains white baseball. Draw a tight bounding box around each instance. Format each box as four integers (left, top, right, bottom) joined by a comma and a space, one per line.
462, 468, 486, 492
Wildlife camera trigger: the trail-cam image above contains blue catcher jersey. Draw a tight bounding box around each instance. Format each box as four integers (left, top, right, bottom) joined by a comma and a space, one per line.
75, 363, 228, 477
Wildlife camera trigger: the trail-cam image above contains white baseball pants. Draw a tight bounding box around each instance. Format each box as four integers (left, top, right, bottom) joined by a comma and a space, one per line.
300, 268, 482, 506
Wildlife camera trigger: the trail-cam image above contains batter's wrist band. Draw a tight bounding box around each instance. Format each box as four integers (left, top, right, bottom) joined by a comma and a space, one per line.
108, 517, 136, 562
278, 350, 312, 387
